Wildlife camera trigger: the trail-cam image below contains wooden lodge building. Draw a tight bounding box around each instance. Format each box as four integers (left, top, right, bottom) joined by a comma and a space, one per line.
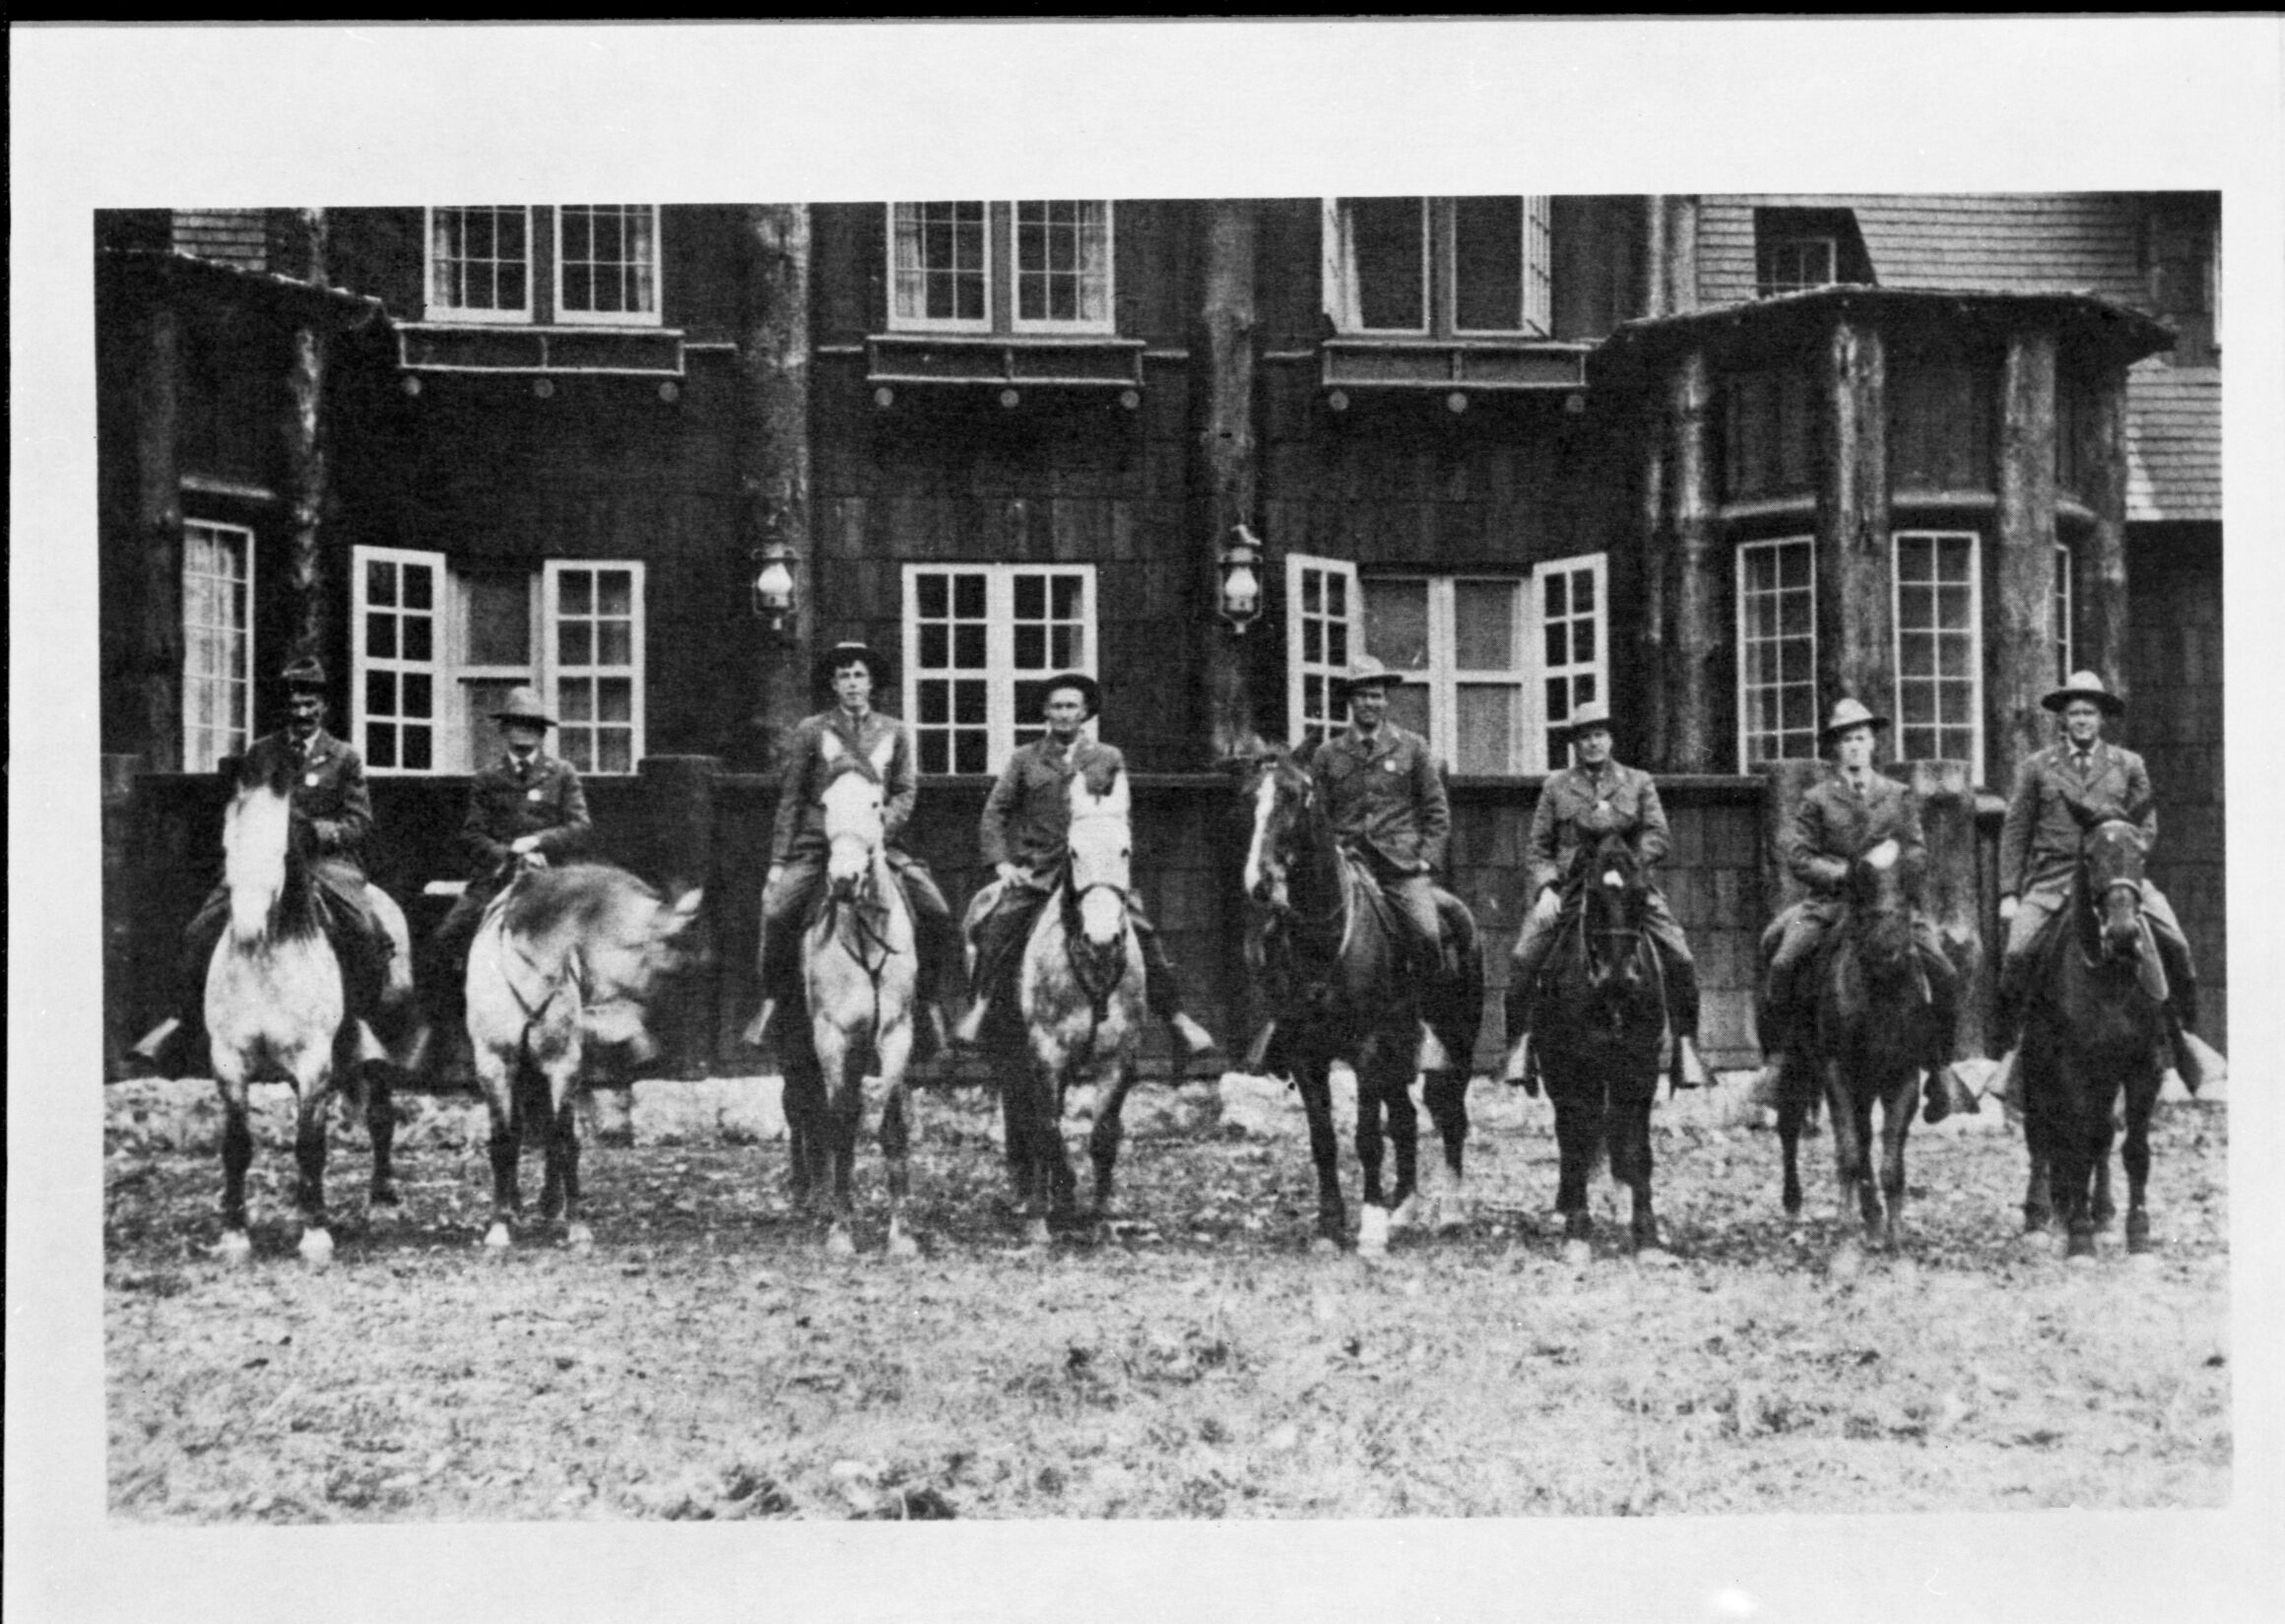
96, 194, 2226, 1075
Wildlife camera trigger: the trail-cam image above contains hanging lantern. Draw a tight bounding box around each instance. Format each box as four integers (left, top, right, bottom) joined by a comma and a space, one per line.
751, 540, 798, 629
1218, 525, 1265, 633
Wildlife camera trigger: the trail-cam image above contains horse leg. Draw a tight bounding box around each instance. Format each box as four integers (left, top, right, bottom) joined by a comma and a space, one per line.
2091, 1082, 2120, 1228
215, 1071, 255, 1266
1354, 1067, 1397, 1257
1382, 1064, 1423, 1234
815, 1026, 861, 1257
779, 1040, 824, 1217
292, 1057, 336, 1269
1293, 1062, 1346, 1251
363, 1057, 401, 1215
1877, 1073, 1914, 1252
1548, 1076, 1599, 1247
1088, 1058, 1140, 1221
549, 1048, 591, 1252
1777, 1079, 1808, 1221
1420, 1068, 1471, 1234
2020, 1053, 2054, 1233
2122, 1073, 2156, 1255
870, 1026, 918, 1260
534, 1031, 577, 1226
1613, 1091, 1660, 1255
1821, 1063, 1874, 1238
472, 1040, 520, 1251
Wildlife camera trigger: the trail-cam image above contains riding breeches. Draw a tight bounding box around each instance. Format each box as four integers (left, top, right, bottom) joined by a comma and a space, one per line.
1999, 878, 2196, 1026
757, 850, 955, 1005
968, 880, 1190, 1017
1367, 862, 1445, 969
179, 866, 402, 1023
1509, 885, 1699, 1036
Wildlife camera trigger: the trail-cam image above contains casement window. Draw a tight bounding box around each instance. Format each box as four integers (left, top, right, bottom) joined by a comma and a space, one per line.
181, 519, 253, 771
554, 205, 661, 326
887, 202, 1114, 335
425, 207, 532, 323
1296, 552, 1602, 772
1757, 235, 1837, 296
903, 564, 1096, 774
1322, 196, 1553, 338
352, 546, 645, 775
1892, 530, 1983, 769
1736, 536, 1819, 768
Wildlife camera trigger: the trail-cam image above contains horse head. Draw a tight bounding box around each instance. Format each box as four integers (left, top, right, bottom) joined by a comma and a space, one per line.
575, 876, 705, 1058
1240, 747, 1317, 913
2080, 817, 2149, 963
222, 751, 298, 943
1843, 837, 1915, 978
1066, 768, 1134, 954
817, 727, 897, 903
1576, 830, 1650, 994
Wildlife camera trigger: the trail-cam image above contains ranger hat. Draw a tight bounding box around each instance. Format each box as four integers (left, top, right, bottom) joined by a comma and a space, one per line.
2042, 669, 2125, 716
1557, 700, 1615, 741
1040, 671, 1103, 719
1819, 696, 1891, 745
279, 654, 328, 691
1339, 655, 1406, 695
815, 640, 892, 690
490, 685, 556, 729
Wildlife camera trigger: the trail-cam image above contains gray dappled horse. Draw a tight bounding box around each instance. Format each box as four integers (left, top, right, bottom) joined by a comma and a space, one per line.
1241, 746, 1484, 1257
2021, 814, 2171, 1258
205, 751, 397, 1267
465, 862, 702, 1250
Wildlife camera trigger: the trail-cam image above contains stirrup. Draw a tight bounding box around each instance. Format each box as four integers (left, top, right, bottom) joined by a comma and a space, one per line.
949, 998, 990, 1050
741, 999, 780, 1051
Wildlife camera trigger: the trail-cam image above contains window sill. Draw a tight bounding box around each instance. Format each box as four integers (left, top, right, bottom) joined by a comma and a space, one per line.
865, 331, 1144, 392
397, 322, 686, 378
1320, 336, 1591, 394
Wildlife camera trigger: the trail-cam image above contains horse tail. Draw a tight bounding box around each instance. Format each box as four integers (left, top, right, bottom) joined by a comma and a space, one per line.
222, 781, 292, 943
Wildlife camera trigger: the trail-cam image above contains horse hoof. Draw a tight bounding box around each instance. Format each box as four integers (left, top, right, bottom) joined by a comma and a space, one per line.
564, 1223, 595, 1253
1828, 1244, 1863, 1281
1309, 1235, 1342, 1258
1022, 1219, 1053, 1250
214, 1231, 253, 1267
1636, 1246, 1678, 1268
2066, 1234, 2098, 1263
825, 1227, 858, 1259
483, 1222, 512, 1251
298, 1229, 335, 1269
1355, 1207, 1391, 1259
887, 1230, 920, 1262
1386, 1197, 1421, 1235
1562, 1239, 1593, 1268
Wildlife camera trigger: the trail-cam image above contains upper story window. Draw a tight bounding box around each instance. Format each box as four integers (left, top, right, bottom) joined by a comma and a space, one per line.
1736, 536, 1818, 769
1323, 197, 1552, 338
887, 202, 1115, 336
426, 207, 532, 323
903, 564, 1097, 774
555, 205, 661, 326
1752, 206, 1871, 298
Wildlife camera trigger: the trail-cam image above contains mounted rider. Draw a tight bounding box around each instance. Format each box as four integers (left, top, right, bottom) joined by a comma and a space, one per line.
1501, 701, 1708, 1088
115, 655, 422, 1077
744, 641, 957, 1061
952, 672, 1216, 1060
1986, 670, 2222, 1108
1308, 655, 1465, 1067
1750, 698, 1979, 1122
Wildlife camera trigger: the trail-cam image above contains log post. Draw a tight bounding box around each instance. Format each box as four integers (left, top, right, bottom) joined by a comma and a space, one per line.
638, 753, 722, 1075
2081, 359, 2131, 711
1906, 758, 1988, 1059
1665, 196, 1700, 315
1638, 405, 1670, 767
1816, 312, 1891, 711
1990, 329, 2058, 790
136, 301, 186, 772
738, 204, 816, 775
1666, 346, 1721, 771
101, 753, 144, 1070
1196, 199, 1261, 761
283, 322, 328, 667
1642, 196, 1669, 317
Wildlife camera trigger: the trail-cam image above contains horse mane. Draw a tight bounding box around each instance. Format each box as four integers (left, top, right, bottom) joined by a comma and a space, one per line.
498, 862, 663, 947
222, 758, 318, 942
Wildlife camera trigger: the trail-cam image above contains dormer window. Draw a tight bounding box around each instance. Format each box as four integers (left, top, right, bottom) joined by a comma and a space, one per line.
1753, 207, 1872, 298
1758, 234, 1837, 296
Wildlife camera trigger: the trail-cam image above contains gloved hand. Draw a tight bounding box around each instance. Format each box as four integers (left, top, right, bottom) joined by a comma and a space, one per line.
1998, 895, 2019, 923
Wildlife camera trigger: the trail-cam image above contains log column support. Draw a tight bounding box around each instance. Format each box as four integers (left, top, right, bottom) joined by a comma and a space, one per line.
2081, 359, 2131, 711
1666, 346, 1721, 772
739, 205, 816, 774
1991, 329, 2059, 789
1815, 313, 1891, 714
135, 302, 186, 772
1195, 199, 1261, 761
279, 208, 333, 671
1638, 401, 1670, 767
638, 753, 723, 1074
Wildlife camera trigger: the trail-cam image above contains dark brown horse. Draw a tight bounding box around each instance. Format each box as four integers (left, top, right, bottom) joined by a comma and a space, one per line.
1239, 747, 1483, 1257
2020, 815, 2170, 1258
1775, 838, 1940, 1250
1517, 830, 1670, 1255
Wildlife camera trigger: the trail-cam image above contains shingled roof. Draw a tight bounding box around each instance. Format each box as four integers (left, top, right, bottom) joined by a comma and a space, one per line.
2126, 361, 2221, 523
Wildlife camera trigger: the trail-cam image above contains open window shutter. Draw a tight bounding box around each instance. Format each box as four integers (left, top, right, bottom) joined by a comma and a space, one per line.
1286, 552, 1361, 747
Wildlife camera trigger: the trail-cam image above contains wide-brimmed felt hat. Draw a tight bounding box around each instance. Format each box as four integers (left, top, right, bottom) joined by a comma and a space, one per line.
279, 654, 328, 691
1819, 697, 1891, 745
1557, 700, 1615, 741
1039, 671, 1102, 719
490, 685, 556, 729
1339, 655, 1406, 695
815, 640, 891, 689
2042, 669, 2124, 716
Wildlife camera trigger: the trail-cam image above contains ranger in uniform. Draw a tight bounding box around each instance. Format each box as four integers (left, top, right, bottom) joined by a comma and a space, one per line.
953, 672, 1215, 1058
1752, 697, 1977, 1120
1501, 701, 1708, 1087
1988, 669, 2220, 1103
745, 641, 957, 1060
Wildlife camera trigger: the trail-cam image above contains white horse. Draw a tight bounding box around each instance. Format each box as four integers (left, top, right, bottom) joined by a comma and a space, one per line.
783, 732, 921, 1258
466, 862, 702, 1250
1009, 770, 1148, 1239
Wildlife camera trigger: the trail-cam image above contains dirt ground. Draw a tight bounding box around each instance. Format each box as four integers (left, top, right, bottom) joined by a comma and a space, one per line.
103, 1084, 2231, 1522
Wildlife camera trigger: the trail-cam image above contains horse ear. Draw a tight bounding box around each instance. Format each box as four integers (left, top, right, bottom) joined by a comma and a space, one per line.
666, 888, 704, 932
866, 733, 897, 777
818, 731, 847, 764
1099, 769, 1132, 820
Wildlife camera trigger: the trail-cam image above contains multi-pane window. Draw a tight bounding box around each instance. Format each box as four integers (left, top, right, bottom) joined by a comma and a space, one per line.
904, 565, 1095, 774
1323, 196, 1552, 338
353, 547, 645, 775
1534, 554, 1605, 770
555, 205, 660, 325
887, 202, 1114, 335
426, 207, 531, 322
1893, 531, 1982, 768
1362, 576, 1533, 774
2055, 542, 2075, 684
1736, 537, 1819, 768
1285, 555, 1359, 748
181, 520, 253, 771
1757, 235, 1837, 296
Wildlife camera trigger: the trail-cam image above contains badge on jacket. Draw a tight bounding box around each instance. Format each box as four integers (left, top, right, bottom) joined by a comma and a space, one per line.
1383, 759, 1401, 773
304, 773, 320, 788
528, 787, 544, 802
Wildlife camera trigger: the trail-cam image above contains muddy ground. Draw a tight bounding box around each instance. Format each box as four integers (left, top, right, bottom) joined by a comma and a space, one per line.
103, 1083, 2231, 1522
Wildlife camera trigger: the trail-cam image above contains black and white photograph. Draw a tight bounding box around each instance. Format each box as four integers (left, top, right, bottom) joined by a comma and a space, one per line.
13, 19, 2284, 1624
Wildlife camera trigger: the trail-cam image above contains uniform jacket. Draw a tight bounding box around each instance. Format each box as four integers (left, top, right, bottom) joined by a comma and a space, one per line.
1311, 723, 1449, 875
243, 728, 371, 878
770, 706, 919, 865
1527, 759, 1671, 895
462, 750, 592, 879
1998, 739, 2156, 900
979, 735, 1126, 876
1780, 769, 1929, 901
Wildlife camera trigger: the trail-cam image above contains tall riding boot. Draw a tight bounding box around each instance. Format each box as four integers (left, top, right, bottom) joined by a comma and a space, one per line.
1665, 952, 1709, 1088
